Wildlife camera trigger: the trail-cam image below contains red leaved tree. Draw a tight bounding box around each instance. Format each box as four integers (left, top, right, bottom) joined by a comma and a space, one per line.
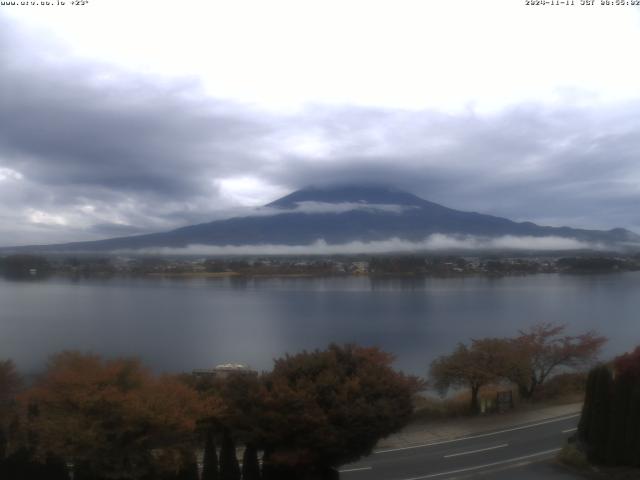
257, 344, 423, 479
613, 345, 640, 380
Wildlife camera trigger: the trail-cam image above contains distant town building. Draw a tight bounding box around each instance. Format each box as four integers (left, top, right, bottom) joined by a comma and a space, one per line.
192, 363, 254, 379
351, 261, 369, 274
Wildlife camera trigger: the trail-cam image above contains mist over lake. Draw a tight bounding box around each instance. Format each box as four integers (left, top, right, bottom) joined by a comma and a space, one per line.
1, 273, 639, 376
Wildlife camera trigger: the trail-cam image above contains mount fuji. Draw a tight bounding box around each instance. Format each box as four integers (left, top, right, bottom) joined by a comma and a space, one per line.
4, 185, 638, 253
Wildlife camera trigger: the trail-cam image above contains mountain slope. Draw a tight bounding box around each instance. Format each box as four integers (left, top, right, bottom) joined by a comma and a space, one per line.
4, 185, 639, 253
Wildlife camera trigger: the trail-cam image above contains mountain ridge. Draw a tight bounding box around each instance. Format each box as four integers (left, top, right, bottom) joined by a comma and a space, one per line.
2, 185, 638, 253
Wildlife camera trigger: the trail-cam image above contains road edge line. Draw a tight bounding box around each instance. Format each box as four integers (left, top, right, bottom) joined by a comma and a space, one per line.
443, 443, 508, 458
398, 448, 562, 480
375, 413, 579, 454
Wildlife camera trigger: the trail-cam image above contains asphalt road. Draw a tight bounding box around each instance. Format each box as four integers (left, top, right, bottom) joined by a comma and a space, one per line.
339, 414, 581, 480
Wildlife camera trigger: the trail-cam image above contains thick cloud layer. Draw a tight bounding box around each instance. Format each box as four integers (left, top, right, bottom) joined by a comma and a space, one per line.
2, 16, 640, 247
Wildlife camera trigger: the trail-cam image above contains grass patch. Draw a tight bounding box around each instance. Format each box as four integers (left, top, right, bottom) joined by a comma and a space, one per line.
412, 393, 472, 422
557, 445, 640, 480
558, 444, 590, 470
413, 374, 587, 422
532, 372, 587, 404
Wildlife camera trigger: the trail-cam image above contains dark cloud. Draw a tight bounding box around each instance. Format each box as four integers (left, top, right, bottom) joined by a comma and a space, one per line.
1, 15, 640, 247
271, 104, 640, 231
0, 16, 278, 245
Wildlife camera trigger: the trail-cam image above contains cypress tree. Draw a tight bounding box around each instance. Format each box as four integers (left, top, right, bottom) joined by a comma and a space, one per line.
0, 427, 6, 461
3, 449, 22, 480
43, 454, 69, 480
623, 377, 640, 467
202, 429, 219, 480
241, 444, 261, 480
184, 455, 199, 480
577, 365, 597, 444
606, 371, 633, 465
586, 365, 612, 464
219, 429, 240, 480
260, 448, 276, 480
3, 448, 47, 480
173, 450, 199, 480
73, 461, 94, 480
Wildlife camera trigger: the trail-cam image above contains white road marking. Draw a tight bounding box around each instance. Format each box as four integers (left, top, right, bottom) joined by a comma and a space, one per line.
443, 443, 508, 458
562, 427, 578, 433
398, 448, 562, 480
375, 414, 579, 454
339, 466, 372, 473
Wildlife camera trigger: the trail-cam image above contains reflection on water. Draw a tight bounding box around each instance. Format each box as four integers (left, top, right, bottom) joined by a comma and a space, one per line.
1, 273, 639, 376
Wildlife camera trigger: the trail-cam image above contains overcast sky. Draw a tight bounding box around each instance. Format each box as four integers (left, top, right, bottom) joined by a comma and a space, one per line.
1, 0, 640, 247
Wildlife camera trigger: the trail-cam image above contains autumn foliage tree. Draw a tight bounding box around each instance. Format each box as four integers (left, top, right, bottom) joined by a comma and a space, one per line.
614, 345, 640, 379
2, 360, 72, 480
0, 360, 21, 460
1, 344, 428, 480
429, 323, 606, 411
430, 338, 508, 413
506, 323, 606, 399
20, 351, 211, 479
257, 344, 423, 479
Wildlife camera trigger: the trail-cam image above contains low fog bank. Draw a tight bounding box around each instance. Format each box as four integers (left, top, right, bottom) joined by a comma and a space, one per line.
208, 202, 417, 221
113, 234, 613, 256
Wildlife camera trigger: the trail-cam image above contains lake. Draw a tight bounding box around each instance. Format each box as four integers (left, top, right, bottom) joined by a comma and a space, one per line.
1, 273, 639, 376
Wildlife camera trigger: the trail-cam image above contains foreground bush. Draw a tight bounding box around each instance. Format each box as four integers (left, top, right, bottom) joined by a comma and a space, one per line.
258, 344, 423, 477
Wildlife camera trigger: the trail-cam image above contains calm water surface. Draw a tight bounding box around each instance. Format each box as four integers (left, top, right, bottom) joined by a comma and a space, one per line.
1, 273, 639, 376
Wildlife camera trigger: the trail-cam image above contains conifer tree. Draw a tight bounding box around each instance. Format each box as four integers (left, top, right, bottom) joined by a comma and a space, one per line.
0, 428, 6, 464
202, 430, 219, 480
577, 364, 597, 443
606, 372, 633, 465
627, 382, 640, 467
219, 429, 240, 480
182, 453, 199, 480
260, 448, 276, 480
241, 444, 261, 480
586, 365, 612, 464
615, 347, 640, 467
43, 454, 70, 480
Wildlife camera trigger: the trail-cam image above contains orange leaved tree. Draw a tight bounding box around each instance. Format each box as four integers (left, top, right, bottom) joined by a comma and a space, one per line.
429, 338, 508, 414
20, 351, 212, 479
